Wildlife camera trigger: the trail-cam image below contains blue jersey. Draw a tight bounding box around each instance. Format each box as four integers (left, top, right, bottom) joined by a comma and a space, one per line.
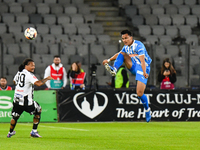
121, 40, 152, 66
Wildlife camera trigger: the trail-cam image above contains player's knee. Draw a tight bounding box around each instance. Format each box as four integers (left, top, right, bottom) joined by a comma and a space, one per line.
12, 116, 19, 122
137, 90, 143, 97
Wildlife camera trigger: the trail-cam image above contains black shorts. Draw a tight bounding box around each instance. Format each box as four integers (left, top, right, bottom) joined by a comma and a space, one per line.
12, 101, 41, 117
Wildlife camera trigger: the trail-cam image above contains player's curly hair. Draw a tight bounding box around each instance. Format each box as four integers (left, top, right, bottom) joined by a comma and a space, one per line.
18, 58, 34, 72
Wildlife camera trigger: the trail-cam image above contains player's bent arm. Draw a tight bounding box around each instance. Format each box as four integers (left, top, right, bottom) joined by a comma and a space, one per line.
102, 53, 119, 65
139, 55, 148, 78
34, 76, 54, 86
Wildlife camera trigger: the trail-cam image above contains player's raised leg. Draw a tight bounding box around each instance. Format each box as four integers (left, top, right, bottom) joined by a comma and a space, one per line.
104, 52, 133, 76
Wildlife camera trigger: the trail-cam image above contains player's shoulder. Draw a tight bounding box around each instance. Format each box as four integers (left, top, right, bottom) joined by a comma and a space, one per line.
134, 40, 144, 46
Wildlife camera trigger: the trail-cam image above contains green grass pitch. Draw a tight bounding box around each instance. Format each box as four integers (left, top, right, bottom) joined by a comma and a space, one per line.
1, 122, 200, 150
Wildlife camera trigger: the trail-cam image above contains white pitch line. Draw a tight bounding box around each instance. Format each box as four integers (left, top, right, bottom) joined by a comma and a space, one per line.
20, 123, 89, 131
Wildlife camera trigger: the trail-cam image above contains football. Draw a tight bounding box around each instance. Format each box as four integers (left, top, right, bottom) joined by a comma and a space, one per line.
24, 27, 37, 40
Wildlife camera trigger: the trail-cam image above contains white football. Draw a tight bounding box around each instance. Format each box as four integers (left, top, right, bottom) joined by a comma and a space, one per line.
24, 27, 37, 40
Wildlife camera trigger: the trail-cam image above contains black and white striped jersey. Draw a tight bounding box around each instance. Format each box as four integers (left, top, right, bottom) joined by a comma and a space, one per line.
13, 69, 38, 106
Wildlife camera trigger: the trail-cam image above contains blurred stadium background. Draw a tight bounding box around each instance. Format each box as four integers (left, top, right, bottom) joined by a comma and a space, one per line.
0, 0, 200, 89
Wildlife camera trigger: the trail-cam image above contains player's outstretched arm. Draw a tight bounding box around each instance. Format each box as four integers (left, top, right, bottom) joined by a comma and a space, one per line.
34, 76, 54, 86
102, 53, 119, 65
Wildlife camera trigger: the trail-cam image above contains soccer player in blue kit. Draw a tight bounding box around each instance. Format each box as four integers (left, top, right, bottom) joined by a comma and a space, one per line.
102, 30, 152, 122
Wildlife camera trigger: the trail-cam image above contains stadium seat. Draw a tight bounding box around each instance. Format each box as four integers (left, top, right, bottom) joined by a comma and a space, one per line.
138, 5, 151, 15
14, 32, 27, 43
32, 54, 42, 64
29, 14, 43, 24
155, 45, 165, 57
90, 24, 104, 35
96, 64, 106, 76
83, 54, 99, 65
185, 15, 198, 27
96, 35, 110, 44
9, 3, 22, 13
190, 55, 200, 66
34, 43, 49, 54
97, 75, 111, 85
49, 25, 63, 35
19, 43, 31, 57
171, 14, 185, 26
30, 0, 43, 3
82, 34, 97, 44
145, 35, 158, 45
0, 3, 8, 13
48, 44, 59, 55
14, 53, 27, 65
6, 43, 20, 55
186, 35, 198, 45
34, 63, 47, 75
1, 33, 15, 44
44, 0, 57, 3
57, 0, 71, 4
71, 0, 84, 5
40, 54, 54, 66
124, 5, 137, 18
17, 0, 28, 2
158, 15, 171, 25
77, 24, 90, 35
177, 5, 190, 15
190, 75, 200, 86
70, 14, 84, 24
132, 0, 144, 5
118, 0, 131, 7
171, 0, 184, 5
144, 14, 158, 25
185, 0, 196, 6
70, 35, 83, 45
192, 6, 200, 15
8, 23, 22, 34
36, 24, 49, 34
22, 3, 36, 14
68, 54, 84, 64
57, 14, 70, 25
179, 25, 192, 38
151, 25, 165, 36
50, 4, 63, 14
165, 26, 178, 38
22, 23, 35, 31
2, 13, 15, 24
63, 24, 77, 35
166, 45, 179, 57
7, 64, 18, 76
64, 5, 77, 15
55, 34, 69, 43
0, 23, 7, 34
15, 13, 29, 23
36, 3, 50, 14
138, 25, 151, 37
42, 34, 56, 43
145, 0, 158, 5
159, 35, 172, 46
76, 44, 88, 56
151, 5, 165, 15
90, 44, 104, 56
165, 4, 178, 15
103, 44, 118, 56
84, 14, 96, 24
43, 14, 56, 25
62, 44, 77, 55
131, 15, 144, 27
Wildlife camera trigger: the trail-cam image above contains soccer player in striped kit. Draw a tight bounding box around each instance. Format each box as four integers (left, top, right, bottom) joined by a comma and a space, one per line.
102, 30, 152, 122
7, 58, 53, 138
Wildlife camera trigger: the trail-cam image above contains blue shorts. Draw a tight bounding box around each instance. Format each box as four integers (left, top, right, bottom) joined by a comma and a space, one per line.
128, 62, 150, 85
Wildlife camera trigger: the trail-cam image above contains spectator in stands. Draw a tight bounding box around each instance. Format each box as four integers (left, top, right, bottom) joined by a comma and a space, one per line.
0, 77, 12, 90
158, 58, 177, 89
44, 55, 67, 89
107, 66, 129, 88
67, 62, 86, 90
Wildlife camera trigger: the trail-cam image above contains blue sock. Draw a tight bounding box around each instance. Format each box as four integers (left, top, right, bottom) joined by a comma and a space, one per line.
113, 53, 124, 70
128, 64, 136, 75
138, 94, 149, 110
